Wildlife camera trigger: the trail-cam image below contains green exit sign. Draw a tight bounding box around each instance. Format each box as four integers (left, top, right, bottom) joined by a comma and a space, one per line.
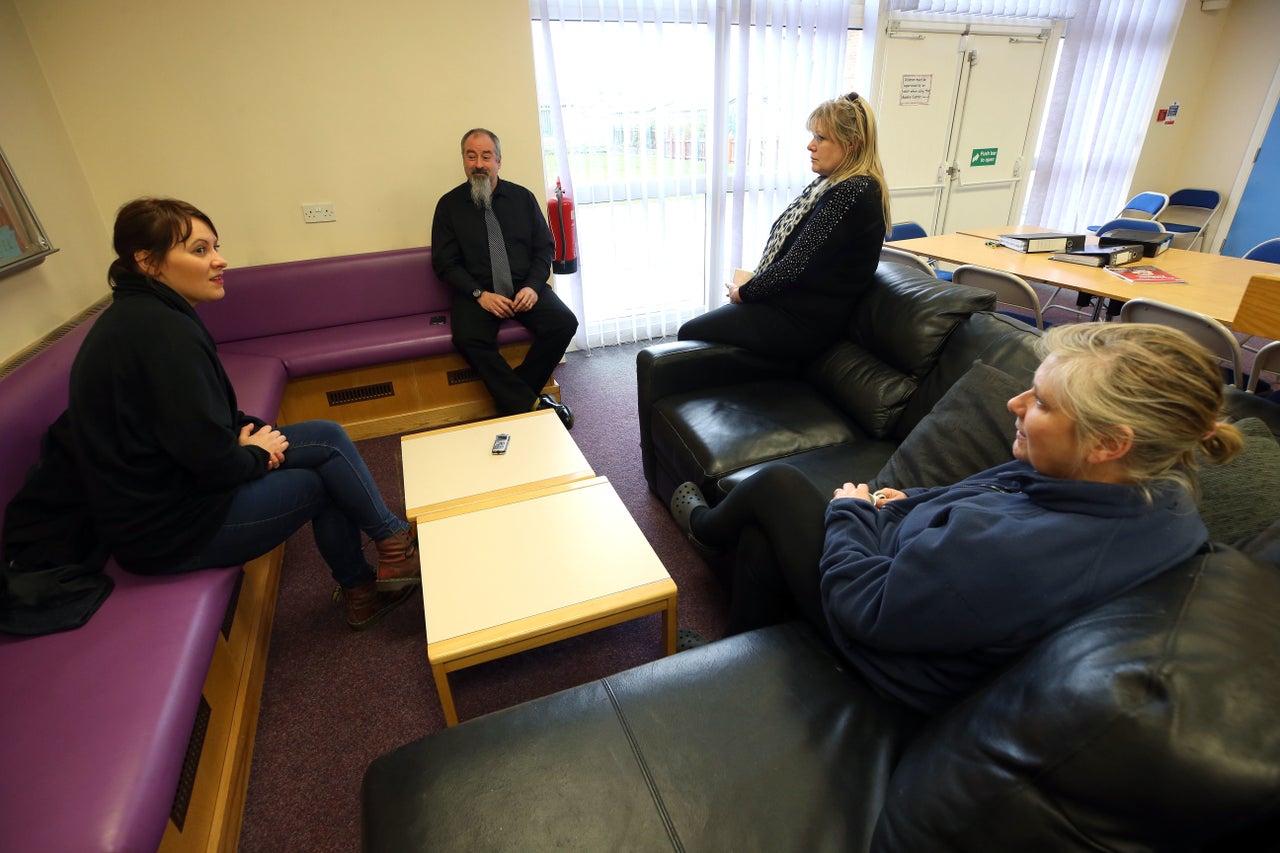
970, 147, 998, 167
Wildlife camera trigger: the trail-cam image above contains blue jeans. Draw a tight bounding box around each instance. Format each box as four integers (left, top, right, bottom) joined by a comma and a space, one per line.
174, 420, 407, 588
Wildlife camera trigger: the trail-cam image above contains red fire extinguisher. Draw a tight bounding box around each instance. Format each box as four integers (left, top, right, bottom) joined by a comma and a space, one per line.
548, 178, 578, 275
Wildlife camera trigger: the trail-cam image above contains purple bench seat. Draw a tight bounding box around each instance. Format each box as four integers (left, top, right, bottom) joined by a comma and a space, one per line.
0, 315, 251, 852
198, 245, 531, 378
2, 243, 539, 851
0, 562, 240, 852
217, 314, 535, 378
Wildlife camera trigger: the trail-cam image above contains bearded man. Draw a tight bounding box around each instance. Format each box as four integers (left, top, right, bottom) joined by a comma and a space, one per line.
430, 127, 578, 428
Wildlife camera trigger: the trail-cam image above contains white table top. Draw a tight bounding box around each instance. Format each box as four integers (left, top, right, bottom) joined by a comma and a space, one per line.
401, 409, 594, 519
417, 477, 673, 645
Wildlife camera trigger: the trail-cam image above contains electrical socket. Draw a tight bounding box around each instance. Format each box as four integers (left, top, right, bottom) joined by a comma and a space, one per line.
302, 203, 336, 223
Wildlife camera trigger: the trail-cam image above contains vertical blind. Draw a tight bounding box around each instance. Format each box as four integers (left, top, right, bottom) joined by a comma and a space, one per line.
531, 0, 852, 348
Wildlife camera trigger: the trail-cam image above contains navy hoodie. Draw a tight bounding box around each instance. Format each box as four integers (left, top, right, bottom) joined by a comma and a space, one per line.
819, 460, 1207, 713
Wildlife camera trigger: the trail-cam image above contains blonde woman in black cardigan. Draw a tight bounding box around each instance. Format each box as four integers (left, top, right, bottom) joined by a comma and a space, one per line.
679, 92, 891, 359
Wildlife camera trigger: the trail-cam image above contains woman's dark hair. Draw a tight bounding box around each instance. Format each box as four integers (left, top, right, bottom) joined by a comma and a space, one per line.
108, 197, 217, 288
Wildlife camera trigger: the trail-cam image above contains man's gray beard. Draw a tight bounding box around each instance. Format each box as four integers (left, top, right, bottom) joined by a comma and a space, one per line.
469, 174, 493, 209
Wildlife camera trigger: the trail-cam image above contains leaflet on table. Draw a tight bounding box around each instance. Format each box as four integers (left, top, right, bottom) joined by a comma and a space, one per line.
1103, 265, 1186, 284
1048, 244, 1145, 267
997, 232, 1087, 253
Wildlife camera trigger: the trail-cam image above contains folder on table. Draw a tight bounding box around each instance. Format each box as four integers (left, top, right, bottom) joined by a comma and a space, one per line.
1098, 230, 1173, 257
1049, 244, 1145, 267
998, 232, 1087, 253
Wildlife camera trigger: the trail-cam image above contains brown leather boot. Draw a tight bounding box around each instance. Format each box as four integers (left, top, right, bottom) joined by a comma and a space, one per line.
340, 581, 414, 631
375, 526, 420, 590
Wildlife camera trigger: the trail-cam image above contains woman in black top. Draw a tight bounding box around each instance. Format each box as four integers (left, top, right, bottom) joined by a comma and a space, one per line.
69, 197, 419, 630
678, 93, 891, 359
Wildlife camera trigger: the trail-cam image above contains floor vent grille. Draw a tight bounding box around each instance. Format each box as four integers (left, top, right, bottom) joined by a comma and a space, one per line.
326, 381, 394, 406
170, 696, 212, 830
447, 367, 479, 386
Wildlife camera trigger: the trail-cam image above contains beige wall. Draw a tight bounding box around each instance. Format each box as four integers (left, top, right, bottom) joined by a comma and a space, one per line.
1131, 0, 1280, 251
3, 0, 544, 362
0, 0, 114, 361
3, 0, 1278, 363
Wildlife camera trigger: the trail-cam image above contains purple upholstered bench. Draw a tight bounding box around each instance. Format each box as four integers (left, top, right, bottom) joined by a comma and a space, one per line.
196, 246, 541, 437
0, 312, 285, 852
1, 244, 556, 851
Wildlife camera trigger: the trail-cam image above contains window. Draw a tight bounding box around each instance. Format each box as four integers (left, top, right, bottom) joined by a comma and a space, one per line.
0, 145, 56, 277
532, 1, 854, 348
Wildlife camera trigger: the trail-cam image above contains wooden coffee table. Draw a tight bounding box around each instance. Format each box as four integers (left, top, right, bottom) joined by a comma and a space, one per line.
401, 409, 594, 519
401, 415, 677, 725
413, 477, 678, 726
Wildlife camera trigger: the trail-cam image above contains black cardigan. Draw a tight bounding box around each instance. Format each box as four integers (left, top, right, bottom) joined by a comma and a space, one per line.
68, 275, 269, 573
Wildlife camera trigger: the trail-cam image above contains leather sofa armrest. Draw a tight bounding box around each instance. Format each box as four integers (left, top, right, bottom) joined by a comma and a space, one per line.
637, 341, 800, 493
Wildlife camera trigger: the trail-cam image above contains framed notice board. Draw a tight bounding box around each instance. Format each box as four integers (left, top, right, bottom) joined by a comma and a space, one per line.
0, 144, 56, 277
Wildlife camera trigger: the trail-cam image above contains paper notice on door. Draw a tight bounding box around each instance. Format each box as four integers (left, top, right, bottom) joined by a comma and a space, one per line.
900, 74, 932, 106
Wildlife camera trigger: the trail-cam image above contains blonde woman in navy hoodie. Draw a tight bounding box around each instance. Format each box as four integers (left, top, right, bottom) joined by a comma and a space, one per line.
670, 323, 1242, 713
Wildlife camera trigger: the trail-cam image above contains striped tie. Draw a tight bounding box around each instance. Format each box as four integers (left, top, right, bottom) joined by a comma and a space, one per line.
484, 207, 515, 298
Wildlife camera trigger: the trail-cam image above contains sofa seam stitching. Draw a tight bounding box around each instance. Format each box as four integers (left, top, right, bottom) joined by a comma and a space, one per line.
603, 678, 685, 853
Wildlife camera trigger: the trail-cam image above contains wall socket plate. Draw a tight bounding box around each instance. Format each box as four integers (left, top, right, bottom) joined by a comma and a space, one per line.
302, 203, 336, 223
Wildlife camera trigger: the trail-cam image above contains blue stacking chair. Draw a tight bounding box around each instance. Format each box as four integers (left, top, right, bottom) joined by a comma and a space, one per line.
1157, 188, 1221, 252
1244, 237, 1280, 264
1077, 219, 1172, 319
1120, 299, 1245, 389
1087, 191, 1168, 233
880, 245, 937, 278
952, 264, 1046, 330
885, 221, 952, 280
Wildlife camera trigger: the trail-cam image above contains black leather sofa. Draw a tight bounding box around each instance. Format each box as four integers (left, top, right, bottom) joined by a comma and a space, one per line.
362, 264, 1280, 851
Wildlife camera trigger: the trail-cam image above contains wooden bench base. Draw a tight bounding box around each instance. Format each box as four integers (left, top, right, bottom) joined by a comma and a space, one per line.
159, 544, 284, 853
277, 343, 560, 440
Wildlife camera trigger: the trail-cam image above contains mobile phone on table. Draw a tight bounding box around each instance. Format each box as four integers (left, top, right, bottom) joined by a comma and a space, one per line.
491, 433, 510, 454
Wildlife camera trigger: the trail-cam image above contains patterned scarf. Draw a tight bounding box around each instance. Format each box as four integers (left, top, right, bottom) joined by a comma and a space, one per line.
754, 177, 833, 273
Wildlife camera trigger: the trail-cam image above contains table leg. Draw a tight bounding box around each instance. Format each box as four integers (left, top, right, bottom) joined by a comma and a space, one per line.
661, 594, 678, 656
432, 664, 460, 727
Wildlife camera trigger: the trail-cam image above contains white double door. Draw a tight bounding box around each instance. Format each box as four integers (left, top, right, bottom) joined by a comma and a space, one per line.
873, 22, 1061, 234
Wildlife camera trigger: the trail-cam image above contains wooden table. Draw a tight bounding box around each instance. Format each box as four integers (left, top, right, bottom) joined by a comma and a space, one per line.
401, 409, 594, 519
896, 226, 1279, 326
414, 477, 678, 726
401, 416, 676, 726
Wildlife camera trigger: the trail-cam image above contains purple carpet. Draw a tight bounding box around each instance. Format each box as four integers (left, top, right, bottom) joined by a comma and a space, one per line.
237, 340, 728, 852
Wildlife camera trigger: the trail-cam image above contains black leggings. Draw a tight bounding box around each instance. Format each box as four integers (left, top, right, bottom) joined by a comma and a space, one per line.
691, 463, 835, 642
677, 303, 833, 360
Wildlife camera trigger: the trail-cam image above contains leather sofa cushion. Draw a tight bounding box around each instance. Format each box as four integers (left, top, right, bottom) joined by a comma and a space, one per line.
717, 440, 899, 500
805, 267, 997, 438
871, 360, 1022, 490
873, 547, 1280, 852
363, 623, 921, 853
649, 380, 860, 500
893, 311, 1041, 442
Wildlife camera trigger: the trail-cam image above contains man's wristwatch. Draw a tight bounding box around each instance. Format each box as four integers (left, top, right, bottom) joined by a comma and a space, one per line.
471, 288, 483, 300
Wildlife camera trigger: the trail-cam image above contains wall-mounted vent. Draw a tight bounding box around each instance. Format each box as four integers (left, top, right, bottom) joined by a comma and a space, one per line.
171, 696, 212, 830
447, 367, 479, 386
0, 297, 108, 380
326, 381, 394, 407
